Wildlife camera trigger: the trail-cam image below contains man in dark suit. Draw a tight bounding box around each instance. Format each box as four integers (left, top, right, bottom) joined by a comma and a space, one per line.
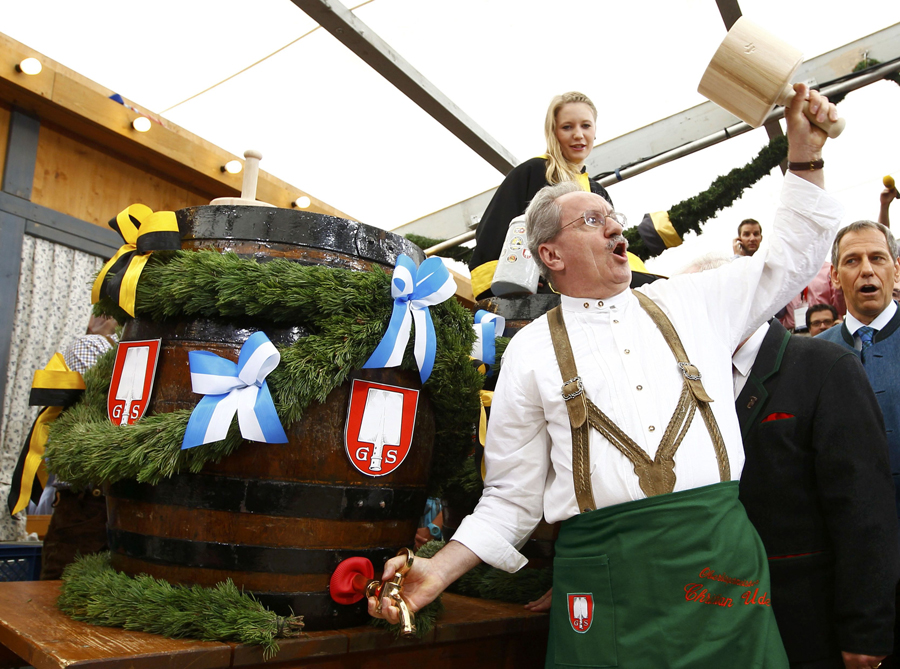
735, 318, 899, 668
817, 220, 900, 669
818, 220, 900, 518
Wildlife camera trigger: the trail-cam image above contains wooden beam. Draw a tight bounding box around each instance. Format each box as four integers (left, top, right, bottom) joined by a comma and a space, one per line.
0, 107, 38, 418
0, 32, 351, 219
0, 192, 120, 256
448, 268, 475, 311
289, 0, 518, 175
0, 211, 26, 418
1, 109, 39, 199
714, 0, 742, 30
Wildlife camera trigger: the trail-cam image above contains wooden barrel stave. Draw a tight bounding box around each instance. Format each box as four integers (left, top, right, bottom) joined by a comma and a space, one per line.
107, 498, 416, 549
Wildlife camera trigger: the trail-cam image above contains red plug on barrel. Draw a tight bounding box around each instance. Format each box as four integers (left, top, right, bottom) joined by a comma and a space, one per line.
329, 557, 375, 605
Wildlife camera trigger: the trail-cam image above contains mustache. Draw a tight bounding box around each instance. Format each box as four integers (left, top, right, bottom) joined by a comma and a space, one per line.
606, 235, 628, 251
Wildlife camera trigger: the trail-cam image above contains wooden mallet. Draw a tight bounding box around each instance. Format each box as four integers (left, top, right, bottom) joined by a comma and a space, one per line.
698, 17, 845, 138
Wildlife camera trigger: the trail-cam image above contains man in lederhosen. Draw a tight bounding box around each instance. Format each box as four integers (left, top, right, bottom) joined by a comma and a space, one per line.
370, 85, 847, 668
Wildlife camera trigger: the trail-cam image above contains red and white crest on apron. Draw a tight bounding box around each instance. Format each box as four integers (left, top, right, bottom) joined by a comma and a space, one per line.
568, 593, 594, 633
108, 339, 161, 426
344, 379, 419, 477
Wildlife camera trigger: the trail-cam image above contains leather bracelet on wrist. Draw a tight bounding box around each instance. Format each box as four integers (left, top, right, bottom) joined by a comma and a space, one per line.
787, 159, 824, 172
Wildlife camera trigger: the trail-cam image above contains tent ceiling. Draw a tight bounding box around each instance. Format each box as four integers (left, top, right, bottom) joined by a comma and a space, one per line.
2, 0, 899, 237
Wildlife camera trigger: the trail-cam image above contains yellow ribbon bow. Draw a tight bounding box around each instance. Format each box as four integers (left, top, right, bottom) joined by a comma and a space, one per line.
7, 353, 85, 516
91, 204, 181, 317
478, 390, 493, 480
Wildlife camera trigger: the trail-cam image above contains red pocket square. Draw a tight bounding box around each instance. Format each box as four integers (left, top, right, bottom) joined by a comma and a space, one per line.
762, 412, 794, 423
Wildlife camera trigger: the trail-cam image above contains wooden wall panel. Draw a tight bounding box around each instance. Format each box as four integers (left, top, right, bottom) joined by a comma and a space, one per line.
0, 102, 10, 185
1, 33, 349, 219
31, 124, 211, 226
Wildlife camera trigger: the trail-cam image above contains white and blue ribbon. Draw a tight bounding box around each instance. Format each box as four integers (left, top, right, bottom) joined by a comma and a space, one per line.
471, 310, 505, 367
181, 331, 288, 449
363, 254, 457, 383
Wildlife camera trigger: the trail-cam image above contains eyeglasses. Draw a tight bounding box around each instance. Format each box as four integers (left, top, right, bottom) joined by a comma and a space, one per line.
559, 210, 627, 233
809, 318, 834, 328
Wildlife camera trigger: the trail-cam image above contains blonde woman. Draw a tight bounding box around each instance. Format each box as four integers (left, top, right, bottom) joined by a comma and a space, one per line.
468, 92, 616, 300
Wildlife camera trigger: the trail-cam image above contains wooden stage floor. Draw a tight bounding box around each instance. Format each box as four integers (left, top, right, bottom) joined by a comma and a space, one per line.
0, 581, 548, 668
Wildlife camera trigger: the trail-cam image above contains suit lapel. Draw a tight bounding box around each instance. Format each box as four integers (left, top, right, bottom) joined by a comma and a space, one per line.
874, 300, 900, 343
839, 321, 855, 347
737, 321, 791, 440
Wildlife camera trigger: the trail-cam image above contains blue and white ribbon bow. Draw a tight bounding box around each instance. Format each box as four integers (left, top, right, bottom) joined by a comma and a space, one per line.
471, 310, 505, 367
182, 331, 288, 449
363, 254, 457, 383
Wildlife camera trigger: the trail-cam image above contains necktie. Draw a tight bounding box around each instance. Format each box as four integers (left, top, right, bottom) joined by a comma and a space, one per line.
857, 325, 876, 360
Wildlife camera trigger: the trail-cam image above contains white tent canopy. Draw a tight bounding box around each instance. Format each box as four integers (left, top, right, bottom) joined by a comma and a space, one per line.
3, 0, 899, 274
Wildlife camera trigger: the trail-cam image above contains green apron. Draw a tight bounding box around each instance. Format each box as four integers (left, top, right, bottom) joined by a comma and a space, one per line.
544, 296, 788, 667
546, 481, 788, 668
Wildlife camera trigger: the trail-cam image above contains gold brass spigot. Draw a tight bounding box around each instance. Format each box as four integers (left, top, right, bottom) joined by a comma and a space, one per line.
366, 547, 417, 637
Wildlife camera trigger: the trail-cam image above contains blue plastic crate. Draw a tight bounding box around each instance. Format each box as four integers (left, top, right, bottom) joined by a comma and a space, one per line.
0, 542, 42, 581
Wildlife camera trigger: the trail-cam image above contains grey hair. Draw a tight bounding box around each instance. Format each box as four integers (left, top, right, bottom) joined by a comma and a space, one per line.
831, 220, 898, 266
679, 251, 733, 274
525, 181, 582, 278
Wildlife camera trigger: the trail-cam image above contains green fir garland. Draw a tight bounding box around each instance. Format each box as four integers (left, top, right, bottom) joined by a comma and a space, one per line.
623, 134, 788, 260
58, 554, 303, 659
47, 249, 482, 497
829, 57, 900, 105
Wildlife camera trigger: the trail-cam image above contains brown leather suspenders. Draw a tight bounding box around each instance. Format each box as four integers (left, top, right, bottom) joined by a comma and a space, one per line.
547, 291, 730, 512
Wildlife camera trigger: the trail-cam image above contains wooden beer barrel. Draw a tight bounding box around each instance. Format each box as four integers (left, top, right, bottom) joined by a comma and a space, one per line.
105, 206, 434, 630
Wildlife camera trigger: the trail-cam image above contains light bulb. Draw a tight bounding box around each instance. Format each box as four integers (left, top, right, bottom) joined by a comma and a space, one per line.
223, 160, 242, 174
132, 116, 152, 132
17, 58, 42, 75
293, 196, 311, 209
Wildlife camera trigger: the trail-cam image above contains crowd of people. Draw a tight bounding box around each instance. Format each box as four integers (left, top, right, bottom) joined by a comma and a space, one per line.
370, 86, 900, 669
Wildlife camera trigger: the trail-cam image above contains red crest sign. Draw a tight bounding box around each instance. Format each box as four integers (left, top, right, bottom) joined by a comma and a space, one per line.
108, 339, 161, 426
568, 593, 594, 633
344, 379, 419, 477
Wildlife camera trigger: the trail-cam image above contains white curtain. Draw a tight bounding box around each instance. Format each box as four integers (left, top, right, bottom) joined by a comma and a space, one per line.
0, 236, 104, 540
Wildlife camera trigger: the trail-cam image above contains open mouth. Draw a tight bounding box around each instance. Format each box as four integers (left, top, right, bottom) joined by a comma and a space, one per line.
860, 284, 879, 294
613, 241, 628, 259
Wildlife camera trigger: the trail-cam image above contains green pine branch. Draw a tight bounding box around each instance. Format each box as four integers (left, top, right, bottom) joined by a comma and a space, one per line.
58, 554, 302, 659
624, 134, 788, 261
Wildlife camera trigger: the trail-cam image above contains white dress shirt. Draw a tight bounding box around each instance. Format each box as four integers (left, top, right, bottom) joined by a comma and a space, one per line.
453, 172, 845, 573
732, 323, 770, 397
842, 300, 897, 349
